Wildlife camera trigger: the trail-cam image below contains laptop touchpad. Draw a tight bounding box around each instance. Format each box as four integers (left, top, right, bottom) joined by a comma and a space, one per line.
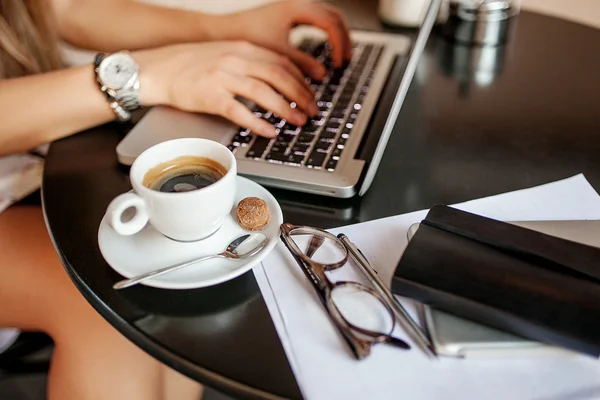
116, 106, 237, 165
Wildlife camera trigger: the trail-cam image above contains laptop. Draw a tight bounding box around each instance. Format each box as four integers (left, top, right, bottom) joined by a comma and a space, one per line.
116, 0, 442, 198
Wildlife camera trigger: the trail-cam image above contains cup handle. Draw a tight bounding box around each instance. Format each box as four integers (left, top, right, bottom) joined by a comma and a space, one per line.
106, 193, 149, 236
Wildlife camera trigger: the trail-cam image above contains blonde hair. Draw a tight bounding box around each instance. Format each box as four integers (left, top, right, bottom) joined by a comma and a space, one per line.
0, 0, 63, 79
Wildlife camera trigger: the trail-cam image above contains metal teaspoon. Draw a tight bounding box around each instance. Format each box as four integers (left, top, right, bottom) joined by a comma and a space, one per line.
113, 233, 268, 290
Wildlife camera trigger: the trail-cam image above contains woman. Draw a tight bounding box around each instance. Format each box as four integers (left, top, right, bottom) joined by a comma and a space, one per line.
0, 0, 351, 398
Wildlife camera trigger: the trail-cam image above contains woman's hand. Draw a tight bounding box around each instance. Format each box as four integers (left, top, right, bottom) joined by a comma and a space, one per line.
221, 0, 353, 81
136, 41, 318, 138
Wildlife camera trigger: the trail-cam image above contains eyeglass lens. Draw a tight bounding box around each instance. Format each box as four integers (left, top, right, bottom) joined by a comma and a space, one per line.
290, 233, 347, 266
330, 284, 395, 338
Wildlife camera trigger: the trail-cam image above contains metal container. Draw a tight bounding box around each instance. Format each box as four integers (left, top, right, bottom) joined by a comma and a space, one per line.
441, 0, 520, 46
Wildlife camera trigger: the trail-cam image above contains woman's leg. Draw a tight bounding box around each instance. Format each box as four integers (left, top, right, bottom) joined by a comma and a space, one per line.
0, 204, 165, 400
163, 365, 204, 400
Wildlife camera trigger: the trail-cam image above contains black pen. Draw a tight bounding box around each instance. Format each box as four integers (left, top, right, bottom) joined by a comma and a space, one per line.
337, 233, 437, 358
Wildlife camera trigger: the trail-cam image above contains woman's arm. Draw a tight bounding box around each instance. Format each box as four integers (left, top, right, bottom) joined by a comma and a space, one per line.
1, 42, 315, 155
53, 0, 222, 53
0, 65, 113, 156
52, 0, 352, 80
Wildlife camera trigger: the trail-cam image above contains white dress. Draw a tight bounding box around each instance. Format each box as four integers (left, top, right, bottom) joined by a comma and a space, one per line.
0, 150, 45, 352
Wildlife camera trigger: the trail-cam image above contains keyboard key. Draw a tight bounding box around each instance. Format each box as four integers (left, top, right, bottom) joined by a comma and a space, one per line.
269, 144, 288, 154
307, 151, 327, 168
332, 146, 343, 158
320, 92, 334, 103
311, 42, 326, 57
254, 106, 267, 114
331, 109, 348, 119
315, 140, 333, 152
299, 39, 316, 54
233, 132, 252, 142
282, 129, 298, 136
267, 152, 288, 162
306, 118, 325, 131
362, 44, 374, 58
286, 153, 306, 165
337, 96, 353, 108
265, 114, 280, 125
292, 143, 310, 156
340, 91, 354, 100
329, 68, 345, 85
302, 126, 319, 136
278, 133, 296, 144
282, 123, 298, 131
327, 118, 344, 127
274, 141, 291, 150
321, 128, 338, 139
326, 158, 339, 171
297, 133, 316, 144
246, 137, 270, 158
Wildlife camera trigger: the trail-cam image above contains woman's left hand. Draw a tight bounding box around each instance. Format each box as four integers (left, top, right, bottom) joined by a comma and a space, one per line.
222, 0, 353, 81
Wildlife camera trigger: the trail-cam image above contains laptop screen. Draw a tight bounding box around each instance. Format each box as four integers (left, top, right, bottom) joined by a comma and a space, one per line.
358, 0, 442, 196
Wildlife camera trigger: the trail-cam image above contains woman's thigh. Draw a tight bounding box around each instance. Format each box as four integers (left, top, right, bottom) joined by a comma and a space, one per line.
0, 204, 90, 335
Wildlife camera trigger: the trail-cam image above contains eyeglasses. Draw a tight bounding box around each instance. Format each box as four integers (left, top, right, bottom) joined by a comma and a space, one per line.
280, 223, 410, 360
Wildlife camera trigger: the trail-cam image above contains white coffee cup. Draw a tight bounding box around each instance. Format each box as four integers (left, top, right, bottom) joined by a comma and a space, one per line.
105, 138, 237, 242
379, 0, 430, 27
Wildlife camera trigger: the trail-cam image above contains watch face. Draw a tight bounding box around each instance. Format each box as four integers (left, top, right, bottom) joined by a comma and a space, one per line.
98, 53, 138, 90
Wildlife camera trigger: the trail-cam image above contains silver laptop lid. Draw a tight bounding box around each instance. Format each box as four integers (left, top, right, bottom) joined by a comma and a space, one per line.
358, 0, 442, 196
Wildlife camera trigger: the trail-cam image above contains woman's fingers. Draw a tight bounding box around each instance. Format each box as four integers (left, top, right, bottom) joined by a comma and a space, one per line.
284, 45, 327, 81
233, 42, 309, 88
223, 73, 309, 127
320, 4, 353, 61
291, 6, 350, 68
223, 56, 317, 118
213, 90, 278, 138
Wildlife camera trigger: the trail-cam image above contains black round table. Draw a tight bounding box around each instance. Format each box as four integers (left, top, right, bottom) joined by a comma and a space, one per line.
43, 2, 600, 399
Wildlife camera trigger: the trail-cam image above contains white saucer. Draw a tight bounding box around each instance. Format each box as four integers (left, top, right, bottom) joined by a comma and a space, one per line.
98, 176, 283, 289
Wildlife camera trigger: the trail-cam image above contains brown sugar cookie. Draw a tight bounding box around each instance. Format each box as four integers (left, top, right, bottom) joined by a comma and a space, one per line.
236, 197, 270, 231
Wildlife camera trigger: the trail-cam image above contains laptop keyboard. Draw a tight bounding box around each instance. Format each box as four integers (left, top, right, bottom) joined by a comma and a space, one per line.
228, 40, 383, 172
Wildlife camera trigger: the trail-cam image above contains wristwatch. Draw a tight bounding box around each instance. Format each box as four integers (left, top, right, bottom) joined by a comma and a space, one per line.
94, 51, 141, 122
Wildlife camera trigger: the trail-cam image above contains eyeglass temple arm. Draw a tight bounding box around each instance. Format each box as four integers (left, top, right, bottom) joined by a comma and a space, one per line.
306, 235, 325, 258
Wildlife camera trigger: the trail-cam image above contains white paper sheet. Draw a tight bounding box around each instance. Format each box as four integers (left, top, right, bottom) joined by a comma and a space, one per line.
254, 174, 600, 400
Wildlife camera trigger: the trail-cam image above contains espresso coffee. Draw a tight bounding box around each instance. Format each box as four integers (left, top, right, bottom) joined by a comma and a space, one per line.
142, 156, 227, 193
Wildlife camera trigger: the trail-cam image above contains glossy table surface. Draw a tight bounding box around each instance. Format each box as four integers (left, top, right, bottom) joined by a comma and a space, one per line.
43, 2, 600, 399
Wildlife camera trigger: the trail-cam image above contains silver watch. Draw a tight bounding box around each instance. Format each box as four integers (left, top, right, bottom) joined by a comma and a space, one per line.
94, 51, 141, 121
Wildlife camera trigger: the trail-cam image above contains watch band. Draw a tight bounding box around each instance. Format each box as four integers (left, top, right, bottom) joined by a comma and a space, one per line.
108, 98, 132, 122
114, 80, 141, 111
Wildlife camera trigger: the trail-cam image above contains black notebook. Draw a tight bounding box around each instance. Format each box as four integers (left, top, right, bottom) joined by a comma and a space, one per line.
392, 205, 600, 357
